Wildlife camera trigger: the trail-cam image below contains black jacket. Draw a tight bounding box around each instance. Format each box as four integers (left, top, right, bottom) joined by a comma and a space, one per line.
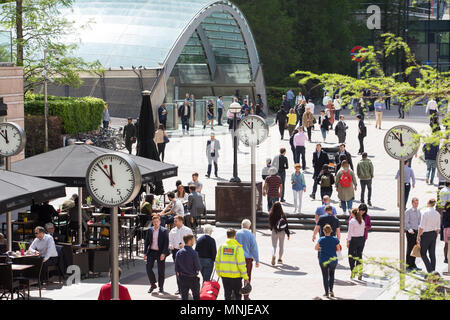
275, 109, 287, 126
178, 104, 191, 118
334, 150, 354, 171
358, 119, 366, 138
313, 150, 329, 175
123, 123, 136, 139
144, 226, 170, 256
195, 234, 217, 260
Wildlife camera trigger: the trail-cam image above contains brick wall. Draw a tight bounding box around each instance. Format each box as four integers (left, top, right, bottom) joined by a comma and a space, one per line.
0, 66, 24, 162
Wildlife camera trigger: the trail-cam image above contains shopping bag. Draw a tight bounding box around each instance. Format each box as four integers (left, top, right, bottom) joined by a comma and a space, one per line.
410, 244, 421, 258
336, 244, 343, 261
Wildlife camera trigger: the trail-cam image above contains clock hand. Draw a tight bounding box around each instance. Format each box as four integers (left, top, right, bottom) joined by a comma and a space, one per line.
0, 130, 7, 142
393, 132, 404, 147
96, 164, 115, 186
4, 130, 9, 144
109, 165, 114, 187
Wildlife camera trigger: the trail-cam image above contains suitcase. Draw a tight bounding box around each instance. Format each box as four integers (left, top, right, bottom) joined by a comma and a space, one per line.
200, 269, 220, 300
200, 280, 220, 300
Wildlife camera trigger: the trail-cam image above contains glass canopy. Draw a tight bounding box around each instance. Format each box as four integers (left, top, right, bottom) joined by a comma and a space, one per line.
60, 0, 257, 69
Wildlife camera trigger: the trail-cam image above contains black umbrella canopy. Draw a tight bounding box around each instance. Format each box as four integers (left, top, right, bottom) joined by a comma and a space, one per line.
11, 144, 178, 187
137, 92, 164, 194
0, 170, 66, 213
137, 92, 160, 161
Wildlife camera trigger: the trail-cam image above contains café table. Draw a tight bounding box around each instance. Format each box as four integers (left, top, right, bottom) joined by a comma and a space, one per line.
12, 264, 34, 271
87, 222, 110, 245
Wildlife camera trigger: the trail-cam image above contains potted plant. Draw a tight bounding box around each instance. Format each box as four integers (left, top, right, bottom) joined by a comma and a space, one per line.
18, 242, 27, 255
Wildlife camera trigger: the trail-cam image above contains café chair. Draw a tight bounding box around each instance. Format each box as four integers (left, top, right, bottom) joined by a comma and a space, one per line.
0, 263, 25, 300
14, 256, 44, 298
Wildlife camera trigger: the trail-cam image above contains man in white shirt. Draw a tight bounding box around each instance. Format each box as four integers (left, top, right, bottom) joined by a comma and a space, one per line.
295, 91, 306, 106
417, 198, 441, 273
405, 198, 421, 270
425, 97, 438, 115
160, 192, 184, 227
29, 226, 59, 283
169, 215, 193, 295
188, 172, 203, 193
322, 93, 331, 107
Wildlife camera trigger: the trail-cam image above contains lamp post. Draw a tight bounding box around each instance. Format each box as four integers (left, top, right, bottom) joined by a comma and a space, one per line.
43, 49, 49, 152
229, 101, 241, 183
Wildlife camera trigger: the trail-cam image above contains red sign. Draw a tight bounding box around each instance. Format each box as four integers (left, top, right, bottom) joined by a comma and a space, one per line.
350, 46, 367, 62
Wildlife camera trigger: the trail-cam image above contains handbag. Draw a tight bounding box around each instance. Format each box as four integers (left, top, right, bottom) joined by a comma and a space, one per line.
410, 244, 421, 258
164, 135, 170, 143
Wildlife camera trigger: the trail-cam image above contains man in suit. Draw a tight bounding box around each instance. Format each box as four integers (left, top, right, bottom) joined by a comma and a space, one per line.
335, 144, 354, 171
123, 117, 136, 154
178, 101, 191, 135
206, 132, 220, 178
356, 114, 366, 154
272, 148, 289, 202
310, 144, 330, 200
144, 215, 170, 293
334, 115, 348, 144
187, 185, 205, 229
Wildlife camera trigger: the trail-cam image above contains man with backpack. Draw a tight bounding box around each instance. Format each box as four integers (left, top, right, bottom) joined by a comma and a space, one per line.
310, 144, 329, 200
357, 153, 374, 206
317, 165, 335, 200
215, 229, 249, 300
272, 148, 289, 202
335, 160, 357, 215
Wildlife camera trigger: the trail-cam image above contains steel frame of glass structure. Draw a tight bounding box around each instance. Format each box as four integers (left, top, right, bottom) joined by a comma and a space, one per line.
46, 0, 267, 119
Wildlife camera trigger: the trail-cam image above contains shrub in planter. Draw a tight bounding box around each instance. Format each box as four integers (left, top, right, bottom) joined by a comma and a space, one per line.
25, 93, 104, 134
24, 115, 63, 157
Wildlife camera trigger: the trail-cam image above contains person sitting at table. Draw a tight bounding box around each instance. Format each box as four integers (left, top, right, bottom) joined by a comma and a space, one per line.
29, 226, 59, 284
173, 180, 183, 193
67, 195, 90, 243
98, 267, 131, 300
62, 194, 78, 212
141, 194, 155, 215
0, 233, 6, 254
159, 192, 184, 227
45, 222, 63, 243
37, 201, 58, 228
176, 184, 189, 203
187, 185, 205, 229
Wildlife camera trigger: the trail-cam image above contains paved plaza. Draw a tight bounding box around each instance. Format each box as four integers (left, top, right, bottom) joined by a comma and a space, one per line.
35, 106, 449, 301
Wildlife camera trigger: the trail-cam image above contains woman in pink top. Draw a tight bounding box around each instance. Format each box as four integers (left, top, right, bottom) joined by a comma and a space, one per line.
347, 208, 365, 280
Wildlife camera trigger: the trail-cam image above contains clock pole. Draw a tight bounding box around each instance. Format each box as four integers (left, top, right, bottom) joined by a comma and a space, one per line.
251, 143, 256, 235
399, 160, 406, 289
78, 187, 83, 245
110, 206, 119, 300
5, 156, 12, 252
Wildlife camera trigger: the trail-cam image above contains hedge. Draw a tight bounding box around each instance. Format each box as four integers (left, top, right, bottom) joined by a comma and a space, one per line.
24, 93, 105, 134
25, 115, 63, 157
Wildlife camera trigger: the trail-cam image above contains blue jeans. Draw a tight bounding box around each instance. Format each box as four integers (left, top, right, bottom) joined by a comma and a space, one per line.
334, 110, 340, 121
320, 128, 327, 139
182, 116, 189, 132
268, 197, 279, 212
341, 199, 353, 213
217, 108, 223, 125
426, 160, 436, 183
199, 258, 214, 282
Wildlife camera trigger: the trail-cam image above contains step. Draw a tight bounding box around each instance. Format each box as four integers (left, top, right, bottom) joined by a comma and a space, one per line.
202, 221, 400, 233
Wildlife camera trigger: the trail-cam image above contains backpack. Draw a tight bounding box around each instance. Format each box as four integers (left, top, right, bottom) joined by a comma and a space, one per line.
275, 218, 287, 232
339, 170, 353, 188
320, 174, 331, 188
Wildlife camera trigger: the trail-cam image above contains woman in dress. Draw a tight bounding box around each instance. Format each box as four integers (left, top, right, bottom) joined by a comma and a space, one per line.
326, 100, 335, 129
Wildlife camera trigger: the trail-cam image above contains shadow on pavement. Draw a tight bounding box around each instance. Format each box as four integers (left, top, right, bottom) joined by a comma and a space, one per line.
151, 291, 180, 300
334, 279, 357, 286
369, 206, 386, 211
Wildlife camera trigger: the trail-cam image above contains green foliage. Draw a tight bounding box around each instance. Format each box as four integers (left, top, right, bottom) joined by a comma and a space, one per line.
24, 114, 62, 156
24, 93, 104, 134
233, 0, 368, 85
0, 0, 104, 92
291, 33, 450, 147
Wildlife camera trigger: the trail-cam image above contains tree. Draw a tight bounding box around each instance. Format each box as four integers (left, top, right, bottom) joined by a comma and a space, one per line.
291, 33, 450, 146
0, 0, 103, 92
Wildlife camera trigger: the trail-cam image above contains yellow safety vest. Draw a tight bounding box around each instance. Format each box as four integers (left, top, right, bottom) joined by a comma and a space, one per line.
215, 239, 249, 280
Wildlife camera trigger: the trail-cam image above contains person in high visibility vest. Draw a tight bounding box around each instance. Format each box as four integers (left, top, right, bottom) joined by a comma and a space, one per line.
215, 228, 249, 300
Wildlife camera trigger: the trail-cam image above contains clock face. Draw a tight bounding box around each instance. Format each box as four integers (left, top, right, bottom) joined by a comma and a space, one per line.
238, 115, 269, 146
0, 122, 26, 157
437, 143, 450, 181
384, 125, 419, 160
86, 153, 142, 207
